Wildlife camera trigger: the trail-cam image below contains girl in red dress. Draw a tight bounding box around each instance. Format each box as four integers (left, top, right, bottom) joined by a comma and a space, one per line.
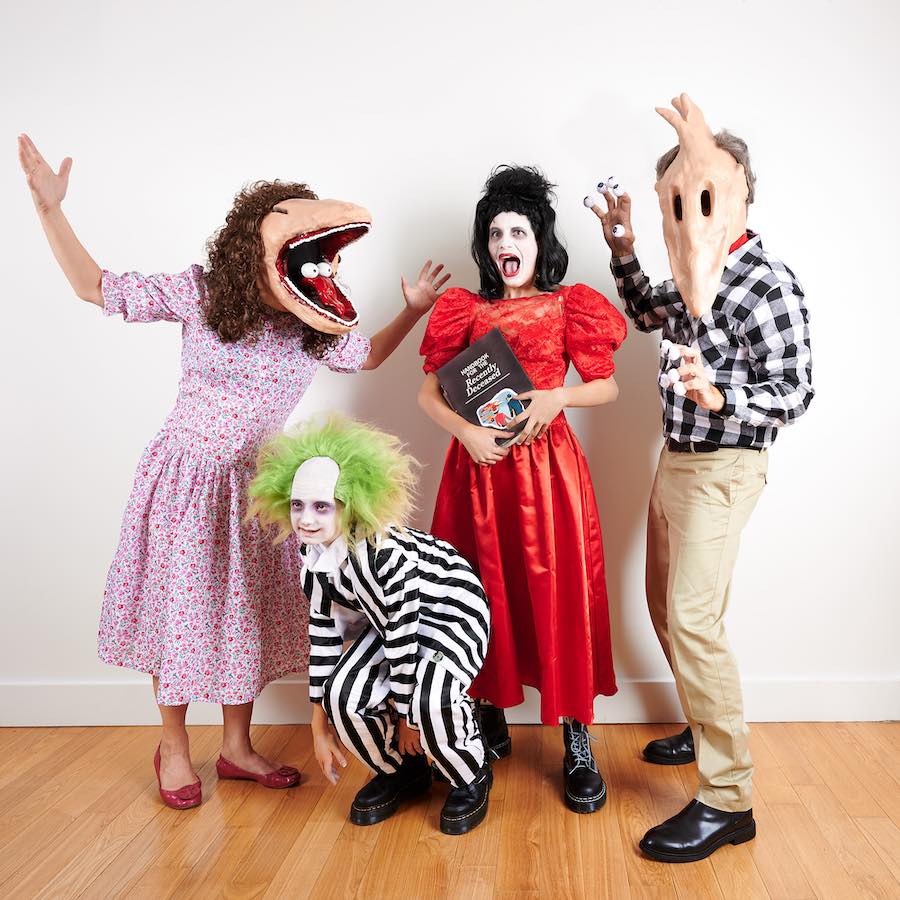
418, 166, 626, 813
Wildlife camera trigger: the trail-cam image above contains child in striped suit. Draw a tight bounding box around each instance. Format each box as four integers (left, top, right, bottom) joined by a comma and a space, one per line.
250, 416, 492, 835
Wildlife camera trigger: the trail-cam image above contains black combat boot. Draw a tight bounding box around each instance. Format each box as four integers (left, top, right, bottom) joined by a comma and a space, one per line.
562, 719, 607, 814
349, 753, 432, 826
433, 701, 510, 784
478, 701, 512, 761
439, 765, 493, 835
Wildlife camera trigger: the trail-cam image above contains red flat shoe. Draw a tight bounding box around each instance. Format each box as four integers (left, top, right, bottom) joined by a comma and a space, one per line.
216, 755, 301, 788
154, 745, 202, 810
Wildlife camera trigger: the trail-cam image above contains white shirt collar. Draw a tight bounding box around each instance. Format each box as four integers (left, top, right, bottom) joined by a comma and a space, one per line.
303, 536, 350, 580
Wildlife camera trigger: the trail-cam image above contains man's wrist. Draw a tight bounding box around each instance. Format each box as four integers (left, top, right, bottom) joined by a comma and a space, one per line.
707, 385, 726, 413
708, 384, 732, 416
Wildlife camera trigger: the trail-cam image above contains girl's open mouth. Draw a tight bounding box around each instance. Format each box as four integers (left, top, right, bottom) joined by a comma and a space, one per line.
499, 253, 521, 278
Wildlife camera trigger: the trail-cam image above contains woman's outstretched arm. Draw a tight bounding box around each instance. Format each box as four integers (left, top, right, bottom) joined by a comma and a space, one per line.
18, 133, 102, 305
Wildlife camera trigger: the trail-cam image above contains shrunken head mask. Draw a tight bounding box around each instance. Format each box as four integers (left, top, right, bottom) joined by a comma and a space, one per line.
654, 94, 749, 318
259, 198, 372, 334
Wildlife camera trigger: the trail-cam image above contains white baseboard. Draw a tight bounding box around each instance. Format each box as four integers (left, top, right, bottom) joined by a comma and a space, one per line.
1, 678, 897, 727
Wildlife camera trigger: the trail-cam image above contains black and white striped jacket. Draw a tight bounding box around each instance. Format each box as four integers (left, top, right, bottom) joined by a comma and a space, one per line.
303, 526, 490, 719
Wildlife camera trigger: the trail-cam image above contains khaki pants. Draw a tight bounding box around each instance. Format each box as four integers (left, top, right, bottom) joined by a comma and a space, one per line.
647, 446, 768, 812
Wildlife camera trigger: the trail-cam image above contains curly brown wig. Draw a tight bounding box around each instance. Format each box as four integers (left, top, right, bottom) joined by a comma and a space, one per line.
203, 180, 341, 357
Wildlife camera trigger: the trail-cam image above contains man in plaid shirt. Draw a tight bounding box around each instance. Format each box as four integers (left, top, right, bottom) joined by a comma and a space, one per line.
592, 129, 813, 862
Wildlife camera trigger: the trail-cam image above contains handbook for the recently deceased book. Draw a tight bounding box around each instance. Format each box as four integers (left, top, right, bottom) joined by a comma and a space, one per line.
435, 327, 533, 447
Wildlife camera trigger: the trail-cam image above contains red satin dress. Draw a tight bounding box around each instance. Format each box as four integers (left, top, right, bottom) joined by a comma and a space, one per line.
420, 284, 627, 724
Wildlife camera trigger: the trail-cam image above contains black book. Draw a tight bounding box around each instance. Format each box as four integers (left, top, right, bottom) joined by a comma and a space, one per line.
435, 327, 533, 447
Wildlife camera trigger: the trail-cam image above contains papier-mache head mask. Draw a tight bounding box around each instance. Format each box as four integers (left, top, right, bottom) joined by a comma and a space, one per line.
258, 198, 372, 335
654, 94, 749, 318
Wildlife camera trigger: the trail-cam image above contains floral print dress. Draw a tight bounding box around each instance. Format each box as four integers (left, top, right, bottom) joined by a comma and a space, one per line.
96, 265, 370, 704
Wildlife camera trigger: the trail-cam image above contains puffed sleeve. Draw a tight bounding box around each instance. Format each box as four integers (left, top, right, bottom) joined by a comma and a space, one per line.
101, 265, 204, 324
322, 330, 372, 373
564, 283, 627, 381
419, 288, 475, 374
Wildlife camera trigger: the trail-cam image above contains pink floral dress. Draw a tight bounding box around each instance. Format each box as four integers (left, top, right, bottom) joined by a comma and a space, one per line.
96, 265, 370, 705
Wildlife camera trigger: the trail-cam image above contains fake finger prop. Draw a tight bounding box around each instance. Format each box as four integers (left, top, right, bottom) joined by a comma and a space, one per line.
583, 174, 626, 210
659, 339, 687, 395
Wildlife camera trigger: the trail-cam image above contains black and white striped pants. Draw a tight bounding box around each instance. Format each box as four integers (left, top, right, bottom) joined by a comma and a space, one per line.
321, 626, 485, 788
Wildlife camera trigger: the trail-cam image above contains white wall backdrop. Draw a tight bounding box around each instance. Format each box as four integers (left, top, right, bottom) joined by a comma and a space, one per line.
2, 0, 898, 726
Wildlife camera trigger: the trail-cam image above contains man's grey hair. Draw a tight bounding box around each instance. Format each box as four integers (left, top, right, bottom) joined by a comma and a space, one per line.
655, 130, 756, 205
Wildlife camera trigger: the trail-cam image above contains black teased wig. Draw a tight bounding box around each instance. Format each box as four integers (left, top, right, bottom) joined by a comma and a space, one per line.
472, 165, 569, 300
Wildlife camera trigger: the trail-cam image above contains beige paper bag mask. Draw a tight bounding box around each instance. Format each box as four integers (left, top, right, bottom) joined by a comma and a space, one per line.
258, 198, 372, 335
654, 94, 748, 318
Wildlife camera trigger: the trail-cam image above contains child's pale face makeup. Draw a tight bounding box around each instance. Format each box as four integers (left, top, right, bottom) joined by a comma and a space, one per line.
290, 457, 342, 545
487, 211, 538, 296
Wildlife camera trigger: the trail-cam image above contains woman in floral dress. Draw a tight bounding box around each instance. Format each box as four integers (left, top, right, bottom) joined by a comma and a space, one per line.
18, 133, 446, 808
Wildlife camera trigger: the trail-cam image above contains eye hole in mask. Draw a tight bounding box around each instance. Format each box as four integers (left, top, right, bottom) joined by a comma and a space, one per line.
674, 194, 683, 221
701, 189, 712, 217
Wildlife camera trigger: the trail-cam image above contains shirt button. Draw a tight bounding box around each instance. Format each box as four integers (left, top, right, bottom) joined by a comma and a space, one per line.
433, 651, 444, 662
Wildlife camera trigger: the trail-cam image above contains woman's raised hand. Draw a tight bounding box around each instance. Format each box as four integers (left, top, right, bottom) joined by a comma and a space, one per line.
401, 260, 451, 315
18, 133, 71, 214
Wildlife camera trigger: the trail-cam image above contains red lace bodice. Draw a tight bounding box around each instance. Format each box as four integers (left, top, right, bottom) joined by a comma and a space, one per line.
420, 284, 626, 390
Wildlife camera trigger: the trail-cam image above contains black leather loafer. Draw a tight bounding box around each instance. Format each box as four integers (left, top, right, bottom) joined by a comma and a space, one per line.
440, 765, 493, 835
643, 726, 695, 766
350, 754, 431, 826
639, 799, 756, 862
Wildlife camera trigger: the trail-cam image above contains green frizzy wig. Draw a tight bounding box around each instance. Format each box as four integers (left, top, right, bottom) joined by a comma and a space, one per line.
249, 415, 417, 545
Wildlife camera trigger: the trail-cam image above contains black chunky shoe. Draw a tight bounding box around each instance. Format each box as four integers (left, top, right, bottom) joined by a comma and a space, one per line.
439, 765, 493, 835
639, 799, 756, 862
478, 702, 512, 761
643, 726, 695, 766
349, 754, 431, 826
562, 720, 607, 814
433, 701, 510, 785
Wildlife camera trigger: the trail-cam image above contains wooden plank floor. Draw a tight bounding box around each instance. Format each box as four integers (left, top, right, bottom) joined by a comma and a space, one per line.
0, 723, 898, 899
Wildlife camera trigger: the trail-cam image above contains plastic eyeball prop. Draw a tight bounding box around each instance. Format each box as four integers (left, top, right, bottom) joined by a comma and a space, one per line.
672, 381, 687, 397
300, 262, 319, 279
583, 192, 603, 209
317, 261, 333, 278
659, 372, 671, 389
667, 344, 681, 363
668, 368, 681, 383
660, 339, 673, 355
612, 185, 625, 198
611, 224, 625, 238
596, 179, 607, 193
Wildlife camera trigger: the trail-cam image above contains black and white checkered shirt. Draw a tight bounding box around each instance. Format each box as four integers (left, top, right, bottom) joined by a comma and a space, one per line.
611, 232, 814, 449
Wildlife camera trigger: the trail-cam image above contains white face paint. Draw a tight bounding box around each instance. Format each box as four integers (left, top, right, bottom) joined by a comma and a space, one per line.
487, 211, 538, 293
290, 456, 342, 545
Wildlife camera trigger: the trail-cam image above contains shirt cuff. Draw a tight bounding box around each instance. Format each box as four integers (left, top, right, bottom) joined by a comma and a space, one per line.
610, 254, 637, 277
717, 385, 738, 419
